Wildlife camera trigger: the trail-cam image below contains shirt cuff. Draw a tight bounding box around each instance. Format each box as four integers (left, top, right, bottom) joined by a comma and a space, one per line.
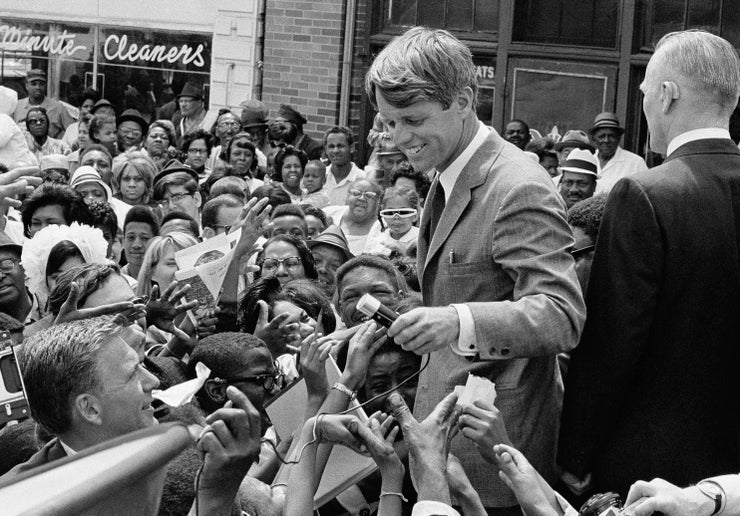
412, 501, 461, 516
450, 304, 477, 356
554, 491, 579, 516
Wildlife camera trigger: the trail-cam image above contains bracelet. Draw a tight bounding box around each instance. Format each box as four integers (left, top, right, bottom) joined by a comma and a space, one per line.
380, 491, 408, 503
331, 382, 356, 400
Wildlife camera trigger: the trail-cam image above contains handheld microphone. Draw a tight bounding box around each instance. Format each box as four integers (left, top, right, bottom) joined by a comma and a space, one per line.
356, 293, 398, 328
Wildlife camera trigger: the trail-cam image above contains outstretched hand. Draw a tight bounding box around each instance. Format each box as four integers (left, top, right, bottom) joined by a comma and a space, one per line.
0, 166, 41, 209
494, 444, 561, 516
254, 299, 300, 356
312, 413, 394, 457
146, 281, 198, 333
230, 197, 272, 258
53, 282, 145, 326
623, 478, 715, 516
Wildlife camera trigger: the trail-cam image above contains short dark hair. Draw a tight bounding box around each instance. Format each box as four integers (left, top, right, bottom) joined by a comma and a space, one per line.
48, 263, 121, 316
273, 145, 308, 183
208, 176, 248, 201
324, 126, 354, 147
223, 133, 258, 175
147, 120, 176, 147
270, 203, 305, 222
250, 184, 292, 208
88, 114, 116, 144
160, 211, 200, 238
45, 240, 84, 279
299, 204, 329, 228
567, 193, 609, 240
201, 194, 244, 230
124, 205, 159, 236
336, 254, 408, 295
180, 128, 213, 154
256, 235, 318, 281
26, 106, 49, 127
80, 143, 113, 164
87, 200, 119, 240
21, 184, 93, 238
390, 161, 431, 203
153, 171, 199, 200
82, 87, 101, 103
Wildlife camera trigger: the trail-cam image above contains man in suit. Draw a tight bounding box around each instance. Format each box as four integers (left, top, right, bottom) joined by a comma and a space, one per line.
558, 30, 740, 500
368, 27, 586, 513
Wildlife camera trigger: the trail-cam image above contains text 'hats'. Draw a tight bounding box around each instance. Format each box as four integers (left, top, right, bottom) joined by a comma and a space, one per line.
559, 149, 599, 178
376, 135, 404, 156
117, 109, 148, 133
0, 229, 21, 255
306, 224, 354, 261
69, 166, 113, 200
152, 159, 200, 190
554, 130, 595, 151
277, 104, 307, 126
240, 99, 269, 129
26, 69, 47, 82
39, 154, 69, 171
177, 82, 203, 100
590, 112, 625, 136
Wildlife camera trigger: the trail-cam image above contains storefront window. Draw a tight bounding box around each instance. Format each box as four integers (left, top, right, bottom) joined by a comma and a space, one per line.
381, 0, 499, 35
638, 0, 740, 49
513, 0, 619, 48
474, 57, 495, 124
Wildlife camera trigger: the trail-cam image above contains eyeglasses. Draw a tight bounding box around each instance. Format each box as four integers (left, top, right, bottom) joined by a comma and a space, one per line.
26, 118, 46, 125
148, 133, 169, 141
120, 129, 143, 138
261, 256, 303, 271
157, 192, 194, 208
380, 208, 417, 219
0, 259, 19, 275
222, 372, 284, 391
187, 148, 208, 155
348, 189, 379, 201
218, 121, 241, 130
210, 224, 232, 234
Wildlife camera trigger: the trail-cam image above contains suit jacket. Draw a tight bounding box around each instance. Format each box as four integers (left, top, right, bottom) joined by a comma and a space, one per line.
415, 129, 585, 507
0, 438, 67, 482
558, 138, 740, 496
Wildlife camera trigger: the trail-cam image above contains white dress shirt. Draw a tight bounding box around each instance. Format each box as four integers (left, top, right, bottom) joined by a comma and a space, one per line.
666, 128, 731, 157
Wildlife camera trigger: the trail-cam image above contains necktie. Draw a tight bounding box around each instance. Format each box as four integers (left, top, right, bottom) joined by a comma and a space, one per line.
428, 178, 446, 239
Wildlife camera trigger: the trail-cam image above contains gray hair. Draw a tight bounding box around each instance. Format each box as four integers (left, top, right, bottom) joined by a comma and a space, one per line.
365, 27, 478, 110
654, 30, 740, 113
18, 316, 123, 435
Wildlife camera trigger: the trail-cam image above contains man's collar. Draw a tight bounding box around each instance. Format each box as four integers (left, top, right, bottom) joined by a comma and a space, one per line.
666, 128, 731, 156
59, 439, 77, 456
438, 122, 489, 202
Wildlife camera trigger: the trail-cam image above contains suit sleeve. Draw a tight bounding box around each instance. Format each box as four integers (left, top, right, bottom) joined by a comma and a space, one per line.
469, 180, 586, 359
557, 177, 664, 477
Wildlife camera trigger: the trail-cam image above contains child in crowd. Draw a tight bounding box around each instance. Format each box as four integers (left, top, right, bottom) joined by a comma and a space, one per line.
301, 159, 330, 208
366, 186, 419, 257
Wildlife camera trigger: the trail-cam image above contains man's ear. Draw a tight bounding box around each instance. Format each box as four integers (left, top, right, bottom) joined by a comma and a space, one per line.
454, 87, 475, 114
74, 393, 104, 426
204, 379, 227, 405
661, 81, 680, 113
202, 226, 215, 240
193, 191, 202, 209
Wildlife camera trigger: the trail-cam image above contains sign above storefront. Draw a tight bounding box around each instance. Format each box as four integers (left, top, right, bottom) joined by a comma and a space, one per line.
103, 34, 206, 68
0, 24, 84, 57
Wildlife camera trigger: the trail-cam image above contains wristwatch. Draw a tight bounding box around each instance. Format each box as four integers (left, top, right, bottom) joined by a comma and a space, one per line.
697, 481, 724, 516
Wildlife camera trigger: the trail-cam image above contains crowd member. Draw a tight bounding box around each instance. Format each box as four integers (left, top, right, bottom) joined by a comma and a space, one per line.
87, 200, 119, 261
201, 193, 244, 239
368, 27, 585, 513
38, 154, 70, 184
175, 83, 207, 139
79, 143, 114, 185
135, 232, 198, 299
66, 113, 92, 173
25, 106, 71, 162
116, 109, 148, 154
301, 159, 330, 208
223, 132, 264, 192
324, 126, 366, 205
152, 161, 202, 227
324, 179, 382, 255
300, 203, 329, 239
208, 176, 248, 201
159, 211, 200, 240
589, 111, 648, 194
554, 129, 594, 162
268, 204, 308, 240
121, 206, 159, 279
69, 165, 130, 231
21, 183, 92, 238
567, 193, 608, 293
250, 183, 291, 209
0, 230, 33, 324
525, 137, 559, 177
273, 145, 308, 203
90, 98, 116, 118
62, 87, 99, 149
0, 111, 37, 168
181, 128, 213, 181
558, 148, 599, 209
256, 234, 317, 286
21, 222, 108, 319
390, 161, 431, 207
503, 118, 532, 150
559, 30, 740, 499
87, 113, 117, 157
239, 99, 271, 173
374, 135, 407, 188
14, 69, 74, 139
142, 120, 176, 171
112, 151, 157, 207
366, 185, 420, 257
207, 109, 242, 171
270, 104, 323, 160
306, 224, 353, 297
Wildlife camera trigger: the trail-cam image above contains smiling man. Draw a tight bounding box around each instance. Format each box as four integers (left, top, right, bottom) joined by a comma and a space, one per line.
366, 27, 585, 513
323, 126, 366, 206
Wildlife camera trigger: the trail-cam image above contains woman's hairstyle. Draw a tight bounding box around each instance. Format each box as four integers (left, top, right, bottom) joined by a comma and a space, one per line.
79, 143, 113, 164
255, 234, 318, 281
135, 232, 198, 297
26, 106, 50, 128
222, 133, 257, 175
273, 145, 308, 183
48, 263, 121, 316
88, 114, 116, 144
45, 240, 83, 278
112, 151, 157, 203
390, 161, 431, 203
20, 184, 93, 238
147, 120, 176, 147
180, 128, 213, 154
86, 200, 119, 241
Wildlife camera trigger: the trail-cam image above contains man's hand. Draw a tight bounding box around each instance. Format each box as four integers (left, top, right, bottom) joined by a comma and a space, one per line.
494, 444, 561, 516
623, 479, 716, 516
311, 413, 394, 457
54, 282, 145, 325
387, 306, 459, 355
388, 391, 459, 505
342, 321, 386, 391
459, 399, 512, 464
230, 197, 271, 259
0, 166, 41, 209
299, 332, 332, 400
145, 281, 197, 332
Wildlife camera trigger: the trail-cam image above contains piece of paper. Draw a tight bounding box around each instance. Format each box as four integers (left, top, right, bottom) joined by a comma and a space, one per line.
456, 373, 497, 409
175, 234, 231, 270
152, 362, 210, 407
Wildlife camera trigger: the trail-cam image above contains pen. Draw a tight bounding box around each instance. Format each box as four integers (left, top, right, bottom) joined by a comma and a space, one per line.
449, 250, 455, 264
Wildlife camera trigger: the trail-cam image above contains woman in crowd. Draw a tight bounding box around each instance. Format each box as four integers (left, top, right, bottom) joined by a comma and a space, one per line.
223, 132, 264, 193
207, 109, 242, 170
273, 145, 308, 203
112, 151, 157, 208
324, 179, 383, 255
67, 113, 92, 174
256, 234, 318, 287
181, 128, 213, 182
79, 143, 114, 186
135, 231, 198, 298
143, 120, 177, 171
20, 183, 93, 238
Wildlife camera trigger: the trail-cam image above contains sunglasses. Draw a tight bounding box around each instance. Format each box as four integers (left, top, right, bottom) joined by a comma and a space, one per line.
380, 208, 417, 219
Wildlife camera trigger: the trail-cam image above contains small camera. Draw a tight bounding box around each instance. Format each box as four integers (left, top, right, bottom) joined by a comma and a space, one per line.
0, 331, 30, 426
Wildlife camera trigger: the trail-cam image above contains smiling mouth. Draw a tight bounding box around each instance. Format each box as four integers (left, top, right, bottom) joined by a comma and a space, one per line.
405, 144, 425, 156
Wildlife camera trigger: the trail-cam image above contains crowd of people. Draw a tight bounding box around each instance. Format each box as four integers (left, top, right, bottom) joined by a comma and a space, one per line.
0, 24, 738, 516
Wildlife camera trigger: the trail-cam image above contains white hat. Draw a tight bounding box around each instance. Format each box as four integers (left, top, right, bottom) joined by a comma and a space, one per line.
559, 149, 599, 178
69, 166, 112, 200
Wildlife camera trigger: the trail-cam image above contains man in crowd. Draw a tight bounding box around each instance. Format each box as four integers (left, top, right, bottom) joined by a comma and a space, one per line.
367, 27, 585, 513
269, 104, 323, 160
116, 109, 148, 153
153, 161, 202, 228
557, 148, 599, 209
0, 230, 32, 324
201, 194, 245, 239
324, 126, 366, 206
268, 204, 308, 240
14, 69, 74, 139
307, 224, 353, 297
554, 129, 594, 162
559, 30, 740, 498
374, 136, 407, 188
589, 111, 647, 193
503, 119, 531, 150
175, 83, 207, 140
